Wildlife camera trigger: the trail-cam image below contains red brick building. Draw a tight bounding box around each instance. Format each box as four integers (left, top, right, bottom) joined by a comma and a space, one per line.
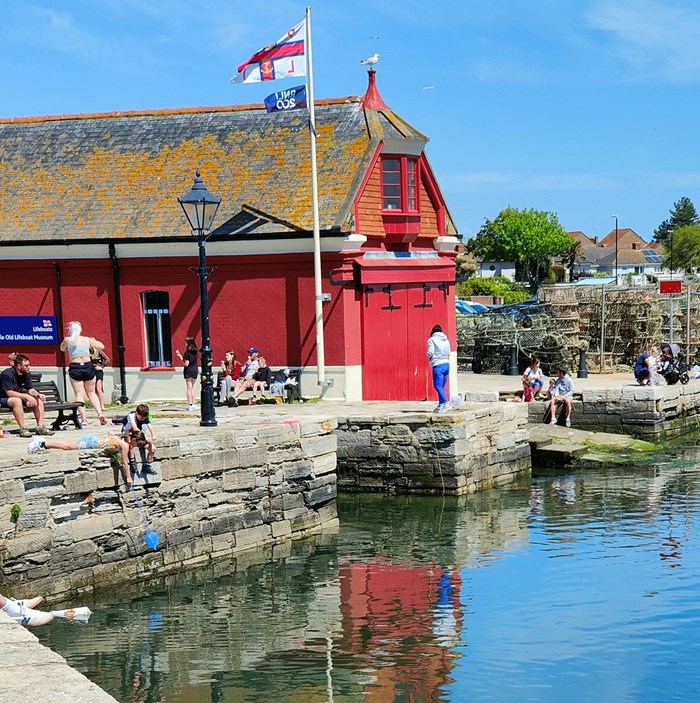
0, 74, 459, 402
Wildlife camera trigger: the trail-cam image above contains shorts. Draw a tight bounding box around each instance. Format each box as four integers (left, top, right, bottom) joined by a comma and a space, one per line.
76, 434, 100, 450
270, 382, 285, 396
95, 369, 104, 382
0, 396, 30, 409
69, 362, 96, 382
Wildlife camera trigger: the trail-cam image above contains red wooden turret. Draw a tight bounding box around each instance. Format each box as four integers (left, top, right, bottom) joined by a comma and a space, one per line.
360, 69, 389, 110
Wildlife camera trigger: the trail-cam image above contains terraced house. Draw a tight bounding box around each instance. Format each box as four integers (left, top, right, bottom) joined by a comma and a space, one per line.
0, 73, 459, 402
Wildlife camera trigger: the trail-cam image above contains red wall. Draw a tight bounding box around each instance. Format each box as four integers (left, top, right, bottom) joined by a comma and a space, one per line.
0, 253, 350, 369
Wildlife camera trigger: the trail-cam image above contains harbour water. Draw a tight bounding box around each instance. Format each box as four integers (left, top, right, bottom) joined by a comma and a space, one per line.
37, 446, 700, 703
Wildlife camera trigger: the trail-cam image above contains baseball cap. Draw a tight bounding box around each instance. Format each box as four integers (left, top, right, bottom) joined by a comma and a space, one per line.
248, 347, 259, 354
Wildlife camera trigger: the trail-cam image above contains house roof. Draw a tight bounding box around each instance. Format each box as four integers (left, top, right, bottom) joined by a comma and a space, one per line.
597, 227, 646, 249
567, 230, 597, 246
0, 92, 442, 244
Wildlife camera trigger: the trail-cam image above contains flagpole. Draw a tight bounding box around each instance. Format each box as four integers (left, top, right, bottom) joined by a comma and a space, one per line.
305, 6, 328, 389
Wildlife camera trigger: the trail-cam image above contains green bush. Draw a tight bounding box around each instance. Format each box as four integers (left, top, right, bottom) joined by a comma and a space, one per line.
456, 276, 530, 304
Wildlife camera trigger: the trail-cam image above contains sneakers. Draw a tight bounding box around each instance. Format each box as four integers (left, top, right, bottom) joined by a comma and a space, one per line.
549, 417, 557, 425
450, 395, 461, 408
187, 404, 196, 412
433, 404, 444, 413
27, 437, 47, 454
35, 425, 55, 436
11, 596, 44, 609
18, 427, 32, 438
565, 418, 571, 427
142, 463, 157, 475
17, 607, 54, 627
230, 397, 239, 407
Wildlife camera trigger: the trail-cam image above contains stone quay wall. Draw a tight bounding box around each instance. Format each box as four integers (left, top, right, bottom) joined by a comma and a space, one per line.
526, 383, 700, 440
336, 404, 531, 494
0, 417, 338, 599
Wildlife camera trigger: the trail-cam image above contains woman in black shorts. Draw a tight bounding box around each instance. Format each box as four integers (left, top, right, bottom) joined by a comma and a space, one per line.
175, 337, 198, 411
59, 321, 107, 425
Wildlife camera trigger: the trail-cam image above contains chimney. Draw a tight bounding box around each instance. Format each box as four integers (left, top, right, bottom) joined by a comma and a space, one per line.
360, 69, 389, 110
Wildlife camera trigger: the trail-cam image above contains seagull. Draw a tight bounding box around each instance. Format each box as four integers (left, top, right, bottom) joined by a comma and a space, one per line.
422, 86, 434, 90
361, 53, 380, 67
369, 35, 380, 39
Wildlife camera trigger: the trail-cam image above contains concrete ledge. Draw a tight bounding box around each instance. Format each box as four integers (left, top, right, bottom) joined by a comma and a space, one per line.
0, 611, 118, 702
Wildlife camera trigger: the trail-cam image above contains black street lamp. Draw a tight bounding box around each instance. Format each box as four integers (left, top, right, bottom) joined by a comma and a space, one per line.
178, 170, 221, 427
611, 213, 618, 283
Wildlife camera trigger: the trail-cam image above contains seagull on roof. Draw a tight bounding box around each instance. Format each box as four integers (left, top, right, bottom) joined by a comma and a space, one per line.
361, 53, 380, 67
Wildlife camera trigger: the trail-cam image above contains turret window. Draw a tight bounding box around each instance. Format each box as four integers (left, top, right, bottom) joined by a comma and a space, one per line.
381, 156, 419, 214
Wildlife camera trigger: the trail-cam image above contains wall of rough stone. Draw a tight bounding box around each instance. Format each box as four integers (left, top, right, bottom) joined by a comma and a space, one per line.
0, 418, 338, 600
335, 404, 531, 494
526, 383, 700, 440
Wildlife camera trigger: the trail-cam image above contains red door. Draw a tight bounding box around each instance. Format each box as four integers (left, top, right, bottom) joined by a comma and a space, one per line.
361, 283, 448, 401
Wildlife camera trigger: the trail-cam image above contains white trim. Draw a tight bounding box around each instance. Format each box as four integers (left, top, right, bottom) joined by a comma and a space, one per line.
343, 365, 363, 401
0, 236, 353, 261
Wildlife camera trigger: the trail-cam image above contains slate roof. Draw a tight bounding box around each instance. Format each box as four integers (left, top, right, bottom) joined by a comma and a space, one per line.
0, 96, 437, 244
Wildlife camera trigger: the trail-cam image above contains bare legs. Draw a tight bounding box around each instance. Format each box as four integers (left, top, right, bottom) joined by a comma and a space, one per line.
69, 377, 105, 423
185, 377, 196, 406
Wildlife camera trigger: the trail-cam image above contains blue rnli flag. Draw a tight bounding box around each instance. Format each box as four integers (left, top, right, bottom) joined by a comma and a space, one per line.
264, 85, 307, 113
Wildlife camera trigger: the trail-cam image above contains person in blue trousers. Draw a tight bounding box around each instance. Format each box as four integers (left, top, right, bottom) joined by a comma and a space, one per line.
427, 325, 455, 413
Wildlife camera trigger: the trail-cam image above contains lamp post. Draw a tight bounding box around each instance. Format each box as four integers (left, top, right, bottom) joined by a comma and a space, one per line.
611, 214, 618, 283
178, 170, 221, 428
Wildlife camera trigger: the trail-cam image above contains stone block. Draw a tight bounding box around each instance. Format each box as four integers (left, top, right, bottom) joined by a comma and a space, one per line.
173, 495, 209, 517
64, 470, 98, 494
271, 519, 292, 539
336, 428, 372, 447
223, 468, 256, 490
304, 484, 336, 507
300, 418, 337, 436
162, 456, 203, 480
237, 446, 268, 467
95, 467, 119, 489
389, 445, 419, 463
282, 459, 314, 480
267, 444, 304, 463
290, 510, 321, 532
235, 524, 272, 549
300, 434, 337, 458
53, 539, 100, 570
0, 480, 25, 504
194, 477, 223, 494
311, 453, 336, 476
463, 390, 499, 403
70, 514, 116, 542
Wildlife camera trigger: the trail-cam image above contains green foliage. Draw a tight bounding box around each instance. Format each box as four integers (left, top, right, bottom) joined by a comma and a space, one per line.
455, 276, 530, 304
468, 207, 570, 289
455, 254, 476, 280
662, 224, 700, 272
10, 504, 21, 524
654, 196, 699, 244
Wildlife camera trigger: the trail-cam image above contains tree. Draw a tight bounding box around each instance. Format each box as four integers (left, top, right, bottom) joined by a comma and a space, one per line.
561, 239, 583, 281
662, 224, 700, 272
653, 196, 699, 245
467, 207, 571, 289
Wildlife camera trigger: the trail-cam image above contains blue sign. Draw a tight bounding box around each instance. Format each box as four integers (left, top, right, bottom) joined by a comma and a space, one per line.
264, 85, 307, 113
0, 316, 58, 345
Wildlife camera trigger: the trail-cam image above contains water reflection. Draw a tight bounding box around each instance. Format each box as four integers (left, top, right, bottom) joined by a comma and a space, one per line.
37, 454, 700, 703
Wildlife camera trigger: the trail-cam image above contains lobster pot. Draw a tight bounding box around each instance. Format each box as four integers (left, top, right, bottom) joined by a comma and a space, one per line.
472, 339, 511, 374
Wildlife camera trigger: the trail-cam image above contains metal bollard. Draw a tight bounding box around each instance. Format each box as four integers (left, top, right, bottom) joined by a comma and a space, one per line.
577, 348, 589, 379
507, 345, 519, 376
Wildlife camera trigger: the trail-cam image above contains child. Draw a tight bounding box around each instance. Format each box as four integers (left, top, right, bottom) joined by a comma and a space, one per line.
522, 378, 535, 403
27, 433, 133, 486
121, 403, 157, 476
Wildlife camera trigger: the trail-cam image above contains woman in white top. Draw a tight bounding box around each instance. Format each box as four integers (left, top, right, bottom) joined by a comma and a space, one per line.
522, 357, 544, 399
59, 321, 107, 425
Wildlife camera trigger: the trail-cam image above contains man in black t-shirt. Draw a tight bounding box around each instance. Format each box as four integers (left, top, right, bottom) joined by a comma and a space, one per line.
0, 354, 55, 438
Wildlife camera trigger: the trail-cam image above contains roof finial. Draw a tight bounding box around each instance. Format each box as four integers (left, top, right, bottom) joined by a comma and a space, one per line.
360, 69, 389, 110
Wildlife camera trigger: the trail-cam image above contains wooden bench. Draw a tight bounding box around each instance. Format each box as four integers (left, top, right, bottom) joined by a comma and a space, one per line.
0, 379, 84, 431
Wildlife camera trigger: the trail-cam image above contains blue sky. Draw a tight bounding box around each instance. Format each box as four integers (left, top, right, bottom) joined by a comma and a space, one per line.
2, 0, 699, 242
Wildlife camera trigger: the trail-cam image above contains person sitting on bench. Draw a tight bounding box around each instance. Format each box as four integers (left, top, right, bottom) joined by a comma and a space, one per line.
249, 358, 272, 404
230, 347, 259, 406
547, 367, 574, 427
0, 353, 55, 438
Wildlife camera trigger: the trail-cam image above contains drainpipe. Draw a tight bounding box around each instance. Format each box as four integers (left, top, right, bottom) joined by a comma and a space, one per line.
51, 262, 67, 398
108, 243, 129, 404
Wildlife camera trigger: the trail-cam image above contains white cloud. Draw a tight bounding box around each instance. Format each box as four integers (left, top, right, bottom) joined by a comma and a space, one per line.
586, 0, 700, 82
